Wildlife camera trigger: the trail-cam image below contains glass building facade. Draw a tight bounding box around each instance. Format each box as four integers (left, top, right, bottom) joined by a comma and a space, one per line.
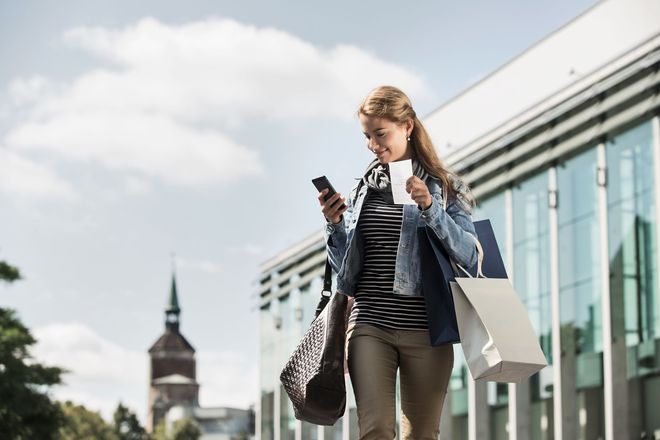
257, 26, 660, 440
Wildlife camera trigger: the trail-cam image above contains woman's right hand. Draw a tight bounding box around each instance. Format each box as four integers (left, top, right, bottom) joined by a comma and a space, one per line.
318, 189, 348, 224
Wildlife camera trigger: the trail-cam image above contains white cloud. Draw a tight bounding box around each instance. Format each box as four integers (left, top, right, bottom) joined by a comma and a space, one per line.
3, 16, 433, 193
58, 17, 431, 123
7, 75, 55, 106
32, 322, 257, 424
0, 148, 79, 201
33, 322, 146, 385
7, 112, 263, 187
123, 174, 152, 195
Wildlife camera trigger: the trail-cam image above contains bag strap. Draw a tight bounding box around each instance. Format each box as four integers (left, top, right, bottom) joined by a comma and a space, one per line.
452, 234, 485, 279
322, 257, 332, 292
314, 257, 333, 318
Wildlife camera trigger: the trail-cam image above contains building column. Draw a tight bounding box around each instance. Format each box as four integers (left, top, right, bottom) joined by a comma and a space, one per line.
597, 142, 627, 440
274, 382, 281, 440
342, 405, 350, 440
504, 188, 530, 440
548, 167, 576, 439
440, 389, 453, 439
652, 115, 660, 347
468, 376, 489, 440
509, 383, 531, 440
291, 288, 304, 440
257, 356, 262, 440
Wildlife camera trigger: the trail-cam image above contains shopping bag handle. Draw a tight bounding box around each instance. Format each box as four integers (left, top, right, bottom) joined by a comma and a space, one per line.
438, 185, 484, 279
452, 234, 485, 279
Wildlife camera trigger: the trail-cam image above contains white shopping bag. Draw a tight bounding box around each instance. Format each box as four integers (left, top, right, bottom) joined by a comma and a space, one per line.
450, 237, 547, 383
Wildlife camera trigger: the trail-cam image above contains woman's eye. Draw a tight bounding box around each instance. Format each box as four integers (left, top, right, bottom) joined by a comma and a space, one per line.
377, 133, 386, 137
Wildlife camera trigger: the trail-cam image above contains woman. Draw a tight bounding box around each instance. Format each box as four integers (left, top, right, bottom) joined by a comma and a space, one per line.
317, 85, 479, 439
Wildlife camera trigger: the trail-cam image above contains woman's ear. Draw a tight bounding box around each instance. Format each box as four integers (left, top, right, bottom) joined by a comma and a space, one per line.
406, 118, 414, 136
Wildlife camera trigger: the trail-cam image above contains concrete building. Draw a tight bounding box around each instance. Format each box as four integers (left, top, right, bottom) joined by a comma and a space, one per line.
257, 1, 660, 439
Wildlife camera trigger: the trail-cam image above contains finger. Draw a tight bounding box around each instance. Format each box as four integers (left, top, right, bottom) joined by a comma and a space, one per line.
317, 188, 329, 204
323, 192, 340, 207
328, 193, 341, 205
325, 198, 346, 218
325, 195, 344, 210
330, 196, 346, 210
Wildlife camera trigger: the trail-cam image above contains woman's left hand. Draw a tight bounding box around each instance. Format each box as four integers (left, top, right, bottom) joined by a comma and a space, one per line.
406, 176, 433, 210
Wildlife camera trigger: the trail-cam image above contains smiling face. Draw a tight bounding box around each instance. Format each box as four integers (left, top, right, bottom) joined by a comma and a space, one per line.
359, 113, 413, 164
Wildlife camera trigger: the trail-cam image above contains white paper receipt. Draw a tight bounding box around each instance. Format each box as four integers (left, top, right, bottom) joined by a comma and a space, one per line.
389, 159, 416, 205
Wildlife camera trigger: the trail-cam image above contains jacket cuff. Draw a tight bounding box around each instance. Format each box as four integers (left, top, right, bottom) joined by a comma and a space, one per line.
324, 216, 345, 235
419, 200, 446, 237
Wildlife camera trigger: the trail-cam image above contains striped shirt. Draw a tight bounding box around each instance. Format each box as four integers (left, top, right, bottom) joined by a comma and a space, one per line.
348, 189, 429, 330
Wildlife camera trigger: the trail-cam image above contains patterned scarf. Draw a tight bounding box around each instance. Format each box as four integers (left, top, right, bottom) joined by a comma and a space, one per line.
361, 158, 431, 204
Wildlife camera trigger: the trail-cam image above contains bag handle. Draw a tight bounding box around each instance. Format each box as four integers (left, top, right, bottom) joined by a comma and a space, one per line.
439, 184, 485, 279
451, 234, 485, 279
314, 257, 333, 319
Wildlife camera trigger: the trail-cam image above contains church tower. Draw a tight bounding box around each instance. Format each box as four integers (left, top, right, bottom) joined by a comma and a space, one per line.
146, 271, 199, 432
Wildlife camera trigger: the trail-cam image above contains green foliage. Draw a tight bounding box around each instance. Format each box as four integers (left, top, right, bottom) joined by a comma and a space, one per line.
170, 418, 202, 440
151, 420, 168, 440
0, 260, 21, 283
150, 418, 201, 440
58, 401, 119, 440
0, 308, 66, 439
113, 403, 148, 440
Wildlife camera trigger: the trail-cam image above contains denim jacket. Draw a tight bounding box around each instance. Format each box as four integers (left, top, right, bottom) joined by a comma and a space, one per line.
323, 174, 478, 297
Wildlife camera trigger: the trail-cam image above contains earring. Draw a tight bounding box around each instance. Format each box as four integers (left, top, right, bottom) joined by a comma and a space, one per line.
407, 136, 411, 142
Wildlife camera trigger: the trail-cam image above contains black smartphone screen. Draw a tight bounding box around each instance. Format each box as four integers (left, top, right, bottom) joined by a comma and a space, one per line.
312, 176, 346, 209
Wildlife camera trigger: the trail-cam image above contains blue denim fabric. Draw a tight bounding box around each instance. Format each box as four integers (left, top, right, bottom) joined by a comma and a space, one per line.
323, 175, 478, 297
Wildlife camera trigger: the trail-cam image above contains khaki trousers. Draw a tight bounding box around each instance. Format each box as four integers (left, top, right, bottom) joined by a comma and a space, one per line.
346, 323, 454, 440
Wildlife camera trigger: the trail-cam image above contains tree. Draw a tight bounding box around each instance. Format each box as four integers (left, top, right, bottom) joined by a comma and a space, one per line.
113, 403, 148, 440
0, 258, 66, 439
170, 418, 202, 440
0, 260, 21, 283
58, 401, 119, 440
151, 420, 168, 440
151, 418, 201, 440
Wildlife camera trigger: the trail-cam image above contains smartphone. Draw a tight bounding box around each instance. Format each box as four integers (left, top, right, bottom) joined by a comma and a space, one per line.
312, 176, 347, 209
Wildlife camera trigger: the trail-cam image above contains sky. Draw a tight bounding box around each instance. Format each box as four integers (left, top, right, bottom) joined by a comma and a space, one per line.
0, 0, 600, 423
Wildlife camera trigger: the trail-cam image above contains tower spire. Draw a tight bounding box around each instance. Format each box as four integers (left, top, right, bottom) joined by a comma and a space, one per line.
165, 253, 181, 331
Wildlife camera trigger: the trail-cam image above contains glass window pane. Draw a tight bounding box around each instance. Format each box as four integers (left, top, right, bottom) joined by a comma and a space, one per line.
474, 191, 510, 440
607, 120, 658, 349
557, 146, 605, 439
606, 120, 659, 437
513, 171, 554, 438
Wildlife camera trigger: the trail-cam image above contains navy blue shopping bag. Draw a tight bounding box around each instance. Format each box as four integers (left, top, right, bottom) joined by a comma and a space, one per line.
418, 219, 507, 346
470, 219, 508, 279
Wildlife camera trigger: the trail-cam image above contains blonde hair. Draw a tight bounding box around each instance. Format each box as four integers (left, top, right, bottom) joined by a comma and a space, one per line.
357, 85, 476, 211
